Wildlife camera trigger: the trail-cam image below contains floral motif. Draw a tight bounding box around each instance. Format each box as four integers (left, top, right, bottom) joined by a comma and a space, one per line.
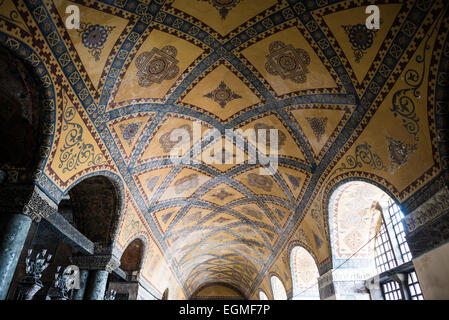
77, 22, 115, 61
146, 176, 160, 192
390, 21, 438, 141
247, 173, 273, 192
159, 124, 192, 153
58, 97, 105, 173
265, 41, 311, 83
306, 117, 328, 142
212, 189, 233, 201
204, 81, 241, 108
198, 0, 241, 19
335, 142, 387, 174
387, 137, 417, 172
119, 122, 141, 146
135, 45, 179, 87
343, 229, 363, 252
161, 211, 173, 224
342, 24, 377, 63
243, 206, 263, 220
174, 174, 199, 193
286, 174, 301, 190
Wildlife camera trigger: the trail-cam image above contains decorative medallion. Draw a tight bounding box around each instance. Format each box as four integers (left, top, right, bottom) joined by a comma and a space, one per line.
306, 117, 328, 142
135, 45, 179, 87
253, 123, 287, 149
243, 206, 263, 220
342, 24, 377, 63
174, 174, 199, 193
212, 189, 233, 201
159, 124, 192, 153
77, 22, 116, 61
204, 81, 242, 108
247, 173, 273, 192
265, 41, 311, 83
161, 212, 173, 224
343, 229, 363, 252
286, 174, 301, 190
387, 137, 417, 172
198, 0, 241, 19
119, 122, 141, 146
145, 175, 160, 192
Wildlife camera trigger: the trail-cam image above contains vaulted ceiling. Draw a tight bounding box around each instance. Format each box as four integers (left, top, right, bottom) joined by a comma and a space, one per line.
0, 0, 448, 299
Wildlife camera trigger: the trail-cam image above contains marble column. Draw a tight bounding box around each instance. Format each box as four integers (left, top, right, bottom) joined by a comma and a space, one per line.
0, 185, 57, 300
85, 270, 109, 300
0, 213, 32, 299
72, 269, 89, 300
71, 255, 120, 300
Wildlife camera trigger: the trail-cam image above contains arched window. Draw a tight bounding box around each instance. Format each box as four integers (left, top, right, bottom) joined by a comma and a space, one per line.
121, 238, 145, 281
328, 181, 423, 300
290, 246, 320, 300
259, 290, 268, 300
270, 275, 287, 300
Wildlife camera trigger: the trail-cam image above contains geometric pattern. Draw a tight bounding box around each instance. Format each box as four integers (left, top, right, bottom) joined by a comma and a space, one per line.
2, 0, 448, 300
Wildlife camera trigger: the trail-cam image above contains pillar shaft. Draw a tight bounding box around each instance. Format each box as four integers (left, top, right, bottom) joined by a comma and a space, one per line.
72, 269, 89, 300
0, 213, 32, 300
85, 270, 109, 300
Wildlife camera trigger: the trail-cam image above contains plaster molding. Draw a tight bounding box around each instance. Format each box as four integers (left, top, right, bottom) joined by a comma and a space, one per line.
0, 185, 57, 222
404, 186, 449, 234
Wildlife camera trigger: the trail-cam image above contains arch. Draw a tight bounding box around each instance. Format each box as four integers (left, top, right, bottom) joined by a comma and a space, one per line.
190, 282, 245, 300
287, 240, 320, 273
120, 237, 146, 280
258, 290, 268, 300
326, 179, 401, 299
0, 38, 56, 185
290, 246, 320, 300
68, 174, 122, 245
270, 275, 287, 300
322, 173, 401, 267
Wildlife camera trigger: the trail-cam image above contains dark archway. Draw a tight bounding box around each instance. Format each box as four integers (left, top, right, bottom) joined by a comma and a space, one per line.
120, 238, 145, 280
68, 176, 120, 245
190, 283, 245, 300
0, 45, 42, 185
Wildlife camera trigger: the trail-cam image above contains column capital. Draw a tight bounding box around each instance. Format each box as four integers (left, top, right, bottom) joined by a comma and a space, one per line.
0, 185, 57, 222
71, 254, 120, 273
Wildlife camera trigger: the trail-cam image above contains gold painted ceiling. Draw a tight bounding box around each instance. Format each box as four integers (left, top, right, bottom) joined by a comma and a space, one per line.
0, 0, 448, 299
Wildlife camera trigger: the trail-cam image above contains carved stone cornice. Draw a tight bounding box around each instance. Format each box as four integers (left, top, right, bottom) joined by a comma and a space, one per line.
0, 185, 57, 222
71, 255, 121, 273
404, 186, 449, 234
